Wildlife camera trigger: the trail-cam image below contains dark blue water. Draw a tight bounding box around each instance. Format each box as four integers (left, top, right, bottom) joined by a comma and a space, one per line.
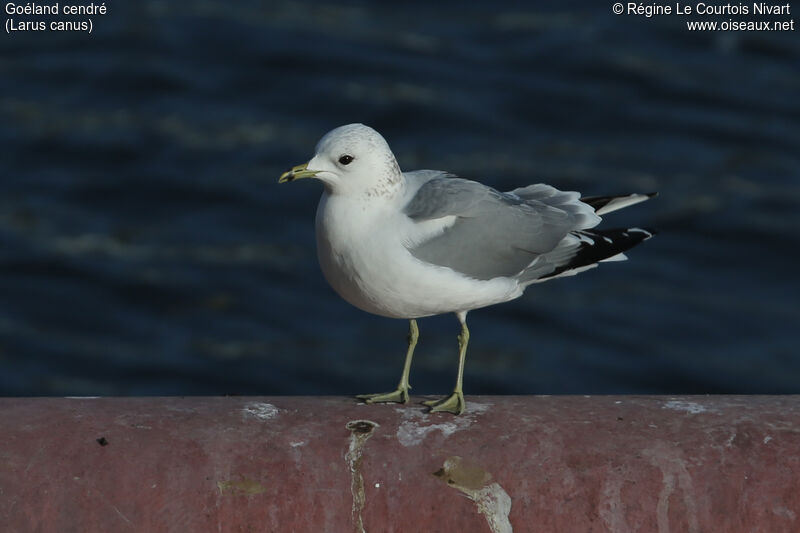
1, 2, 798, 397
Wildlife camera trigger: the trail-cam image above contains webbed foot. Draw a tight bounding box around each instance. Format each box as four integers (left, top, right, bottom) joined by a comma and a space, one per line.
356, 387, 410, 405
422, 391, 465, 415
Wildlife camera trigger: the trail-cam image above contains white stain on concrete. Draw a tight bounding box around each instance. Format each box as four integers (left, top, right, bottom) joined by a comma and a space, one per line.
599, 473, 631, 532
643, 442, 699, 533
397, 417, 459, 446
773, 506, 797, 521
242, 402, 280, 420
111, 504, 133, 527
396, 401, 490, 447
345, 420, 380, 533
472, 483, 513, 533
663, 400, 710, 415
289, 441, 307, 448
435, 456, 512, 533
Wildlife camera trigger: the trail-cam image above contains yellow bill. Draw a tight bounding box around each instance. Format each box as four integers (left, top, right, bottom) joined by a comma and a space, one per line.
279, 162, 318, 183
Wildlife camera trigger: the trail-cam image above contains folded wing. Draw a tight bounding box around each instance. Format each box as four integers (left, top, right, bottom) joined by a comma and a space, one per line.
403, 176, 601, 280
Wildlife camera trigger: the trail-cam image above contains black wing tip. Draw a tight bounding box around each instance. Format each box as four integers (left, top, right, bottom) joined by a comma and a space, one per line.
538, 227, 656, 280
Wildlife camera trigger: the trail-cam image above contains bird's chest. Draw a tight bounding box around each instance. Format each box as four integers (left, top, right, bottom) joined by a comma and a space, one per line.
314, 195, 407, 316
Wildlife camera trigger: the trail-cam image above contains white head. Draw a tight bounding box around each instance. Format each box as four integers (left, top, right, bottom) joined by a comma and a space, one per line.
279, 124, 403, 197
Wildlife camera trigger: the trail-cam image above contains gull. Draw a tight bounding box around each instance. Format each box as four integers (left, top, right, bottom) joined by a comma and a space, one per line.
279, 124, 656, 415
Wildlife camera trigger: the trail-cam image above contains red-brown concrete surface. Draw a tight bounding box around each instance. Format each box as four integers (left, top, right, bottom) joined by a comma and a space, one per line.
1, 396, 799, 532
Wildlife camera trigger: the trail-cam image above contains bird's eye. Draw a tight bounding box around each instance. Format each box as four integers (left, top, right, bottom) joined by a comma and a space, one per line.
338, 155, 354, 165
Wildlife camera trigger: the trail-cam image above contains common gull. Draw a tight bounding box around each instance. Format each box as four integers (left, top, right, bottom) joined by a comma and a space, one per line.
279, 123, 656, 415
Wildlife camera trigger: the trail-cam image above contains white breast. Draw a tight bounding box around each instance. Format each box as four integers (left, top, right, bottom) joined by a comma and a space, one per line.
314, 192, 522, 319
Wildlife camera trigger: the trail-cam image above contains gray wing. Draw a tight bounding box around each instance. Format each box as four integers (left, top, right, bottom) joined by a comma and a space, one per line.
404, 176, 601, 280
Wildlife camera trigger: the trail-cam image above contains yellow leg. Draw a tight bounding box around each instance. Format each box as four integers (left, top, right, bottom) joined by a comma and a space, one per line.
423, 312, 468, 415
357, 319, 418, 404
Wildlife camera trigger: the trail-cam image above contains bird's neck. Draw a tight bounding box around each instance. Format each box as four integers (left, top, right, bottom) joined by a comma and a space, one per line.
363, 171, 405, 201
324, 170, 406, 204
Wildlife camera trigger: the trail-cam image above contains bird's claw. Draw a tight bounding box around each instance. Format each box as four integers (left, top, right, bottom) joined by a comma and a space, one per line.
422, 391, 465, 415
356, 388, 410, 404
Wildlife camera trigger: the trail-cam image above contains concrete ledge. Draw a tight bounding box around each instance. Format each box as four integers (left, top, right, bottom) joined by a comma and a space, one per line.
1, 395, 798, 532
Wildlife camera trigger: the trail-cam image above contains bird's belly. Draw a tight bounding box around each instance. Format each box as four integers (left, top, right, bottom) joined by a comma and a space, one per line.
316, 222, 521, 319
